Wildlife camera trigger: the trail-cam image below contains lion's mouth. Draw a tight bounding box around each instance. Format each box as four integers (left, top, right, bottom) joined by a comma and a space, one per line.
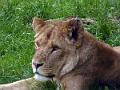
35, 72, 55, 79
34, 72, 54, 81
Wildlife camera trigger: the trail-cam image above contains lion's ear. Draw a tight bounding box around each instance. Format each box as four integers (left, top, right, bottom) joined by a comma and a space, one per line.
67, 17, 84, 41
32, 17, 45, 33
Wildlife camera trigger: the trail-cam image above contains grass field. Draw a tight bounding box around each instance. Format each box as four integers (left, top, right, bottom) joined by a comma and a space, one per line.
0, 0, 120, 89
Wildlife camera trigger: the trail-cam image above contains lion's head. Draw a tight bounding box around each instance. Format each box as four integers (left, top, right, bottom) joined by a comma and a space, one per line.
32, 17, 94, 81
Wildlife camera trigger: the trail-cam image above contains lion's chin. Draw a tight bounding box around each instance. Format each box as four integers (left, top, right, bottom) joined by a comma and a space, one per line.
34, 74, 52, 81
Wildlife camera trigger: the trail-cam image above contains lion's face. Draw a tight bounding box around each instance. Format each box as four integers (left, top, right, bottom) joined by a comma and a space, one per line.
32, 17, 84, 81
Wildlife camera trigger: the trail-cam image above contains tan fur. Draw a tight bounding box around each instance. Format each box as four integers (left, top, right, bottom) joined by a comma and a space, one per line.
0, 78, 33, 90
31, 17, 120, 90
113, 46, 120, 54
0, 78, 57, 90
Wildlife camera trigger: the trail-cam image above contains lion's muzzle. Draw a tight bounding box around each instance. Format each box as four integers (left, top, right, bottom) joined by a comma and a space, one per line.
32, 59, 54, 81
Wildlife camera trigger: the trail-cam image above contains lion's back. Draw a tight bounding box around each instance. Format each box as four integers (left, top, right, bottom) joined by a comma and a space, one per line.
113, 46, 120, 53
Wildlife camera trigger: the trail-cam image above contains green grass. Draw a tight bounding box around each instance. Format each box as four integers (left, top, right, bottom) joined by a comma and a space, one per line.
30, 80, 57, 90
0, 0, 120, 90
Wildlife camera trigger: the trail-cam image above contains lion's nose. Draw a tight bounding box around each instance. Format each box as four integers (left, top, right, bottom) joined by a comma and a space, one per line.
33, 62, 44, 69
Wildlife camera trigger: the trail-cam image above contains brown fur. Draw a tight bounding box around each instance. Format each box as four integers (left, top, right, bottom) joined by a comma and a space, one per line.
32, 17, 120, 90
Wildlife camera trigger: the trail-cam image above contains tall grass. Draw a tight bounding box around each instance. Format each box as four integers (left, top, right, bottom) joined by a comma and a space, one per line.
0, 0, 120, 87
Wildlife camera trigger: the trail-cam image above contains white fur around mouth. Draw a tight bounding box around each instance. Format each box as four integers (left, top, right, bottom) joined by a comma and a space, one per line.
34, 74, 52, 81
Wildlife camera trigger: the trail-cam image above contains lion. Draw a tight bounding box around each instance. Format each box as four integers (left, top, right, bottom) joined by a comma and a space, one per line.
32, 17, 120, 90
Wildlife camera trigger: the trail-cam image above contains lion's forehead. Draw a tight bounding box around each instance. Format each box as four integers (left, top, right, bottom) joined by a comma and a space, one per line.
35, 33, 65, 46
35, 21, 69, 40
46, 20, 69, 33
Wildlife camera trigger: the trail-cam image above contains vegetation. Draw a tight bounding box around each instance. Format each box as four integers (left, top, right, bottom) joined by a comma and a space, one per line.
30, 79, 57, 90
0, 0, 120, 89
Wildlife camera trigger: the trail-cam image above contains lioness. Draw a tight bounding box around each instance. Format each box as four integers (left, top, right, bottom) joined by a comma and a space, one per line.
32, 17, 120, 90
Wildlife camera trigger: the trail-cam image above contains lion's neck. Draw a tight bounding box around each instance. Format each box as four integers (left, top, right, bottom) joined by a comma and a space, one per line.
87, 33, 120, 79
84, 31, 120, 65
96, 41, 120, 79
79, 32, 120, 78
96, 40, 120, 66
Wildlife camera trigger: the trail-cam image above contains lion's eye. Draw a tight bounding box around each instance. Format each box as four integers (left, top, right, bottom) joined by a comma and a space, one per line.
51, 45, 60, 53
